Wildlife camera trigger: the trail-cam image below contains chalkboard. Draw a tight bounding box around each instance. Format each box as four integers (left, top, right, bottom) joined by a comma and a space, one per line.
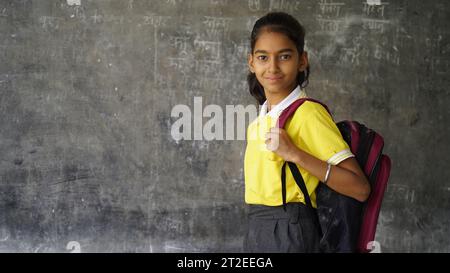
0, 0, 449, 252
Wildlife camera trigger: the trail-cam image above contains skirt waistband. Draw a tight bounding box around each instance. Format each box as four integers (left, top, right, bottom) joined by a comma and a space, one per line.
247, 202, 316, 220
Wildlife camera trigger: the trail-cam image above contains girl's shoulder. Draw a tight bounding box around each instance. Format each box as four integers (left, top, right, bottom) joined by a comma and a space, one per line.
293, 99, 331, 119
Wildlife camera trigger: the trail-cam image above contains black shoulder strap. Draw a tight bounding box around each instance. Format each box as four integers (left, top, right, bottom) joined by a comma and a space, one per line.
281, 161, 313, 210
278, 98, 328, 211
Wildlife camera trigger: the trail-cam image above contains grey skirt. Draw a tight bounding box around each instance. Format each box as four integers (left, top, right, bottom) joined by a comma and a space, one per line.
243, 202, 322, 253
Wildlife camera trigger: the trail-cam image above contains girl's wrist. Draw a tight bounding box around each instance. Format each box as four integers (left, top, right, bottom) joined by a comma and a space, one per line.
289, 147, 304, 165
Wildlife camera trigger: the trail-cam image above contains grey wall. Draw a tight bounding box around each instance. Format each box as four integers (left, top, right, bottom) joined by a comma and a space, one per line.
0, 0, 449, 252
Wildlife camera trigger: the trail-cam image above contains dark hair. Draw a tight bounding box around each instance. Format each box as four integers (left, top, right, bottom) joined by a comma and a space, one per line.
247, 12, 310, 105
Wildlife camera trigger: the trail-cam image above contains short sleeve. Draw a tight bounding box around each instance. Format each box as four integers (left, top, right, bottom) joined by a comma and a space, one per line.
299, 103, 354, 165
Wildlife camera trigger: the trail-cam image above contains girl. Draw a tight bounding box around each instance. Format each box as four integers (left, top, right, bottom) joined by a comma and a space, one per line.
243, 12, 371, 253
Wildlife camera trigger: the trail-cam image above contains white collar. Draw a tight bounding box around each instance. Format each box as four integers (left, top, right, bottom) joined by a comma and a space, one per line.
259, 85, 308, 119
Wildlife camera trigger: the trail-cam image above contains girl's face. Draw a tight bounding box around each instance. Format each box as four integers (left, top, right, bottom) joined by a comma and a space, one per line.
248, 30, 308, 99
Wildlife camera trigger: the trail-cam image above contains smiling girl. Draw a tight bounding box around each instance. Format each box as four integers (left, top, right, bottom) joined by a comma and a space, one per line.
243, 12, 370, 253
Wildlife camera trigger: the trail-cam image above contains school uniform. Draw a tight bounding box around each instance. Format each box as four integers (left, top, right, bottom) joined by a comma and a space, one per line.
243, 85, 355, 253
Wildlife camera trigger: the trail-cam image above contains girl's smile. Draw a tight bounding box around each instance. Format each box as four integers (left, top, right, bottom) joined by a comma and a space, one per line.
265, 75, 284, 82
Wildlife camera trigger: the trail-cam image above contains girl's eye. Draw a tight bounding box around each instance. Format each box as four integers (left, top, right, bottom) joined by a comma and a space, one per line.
280, 55, 291, 60
257, 55, 267, 61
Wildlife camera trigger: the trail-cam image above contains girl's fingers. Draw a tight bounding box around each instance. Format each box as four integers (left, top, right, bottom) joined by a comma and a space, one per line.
264, 128, 279, 139
266, 140, 276, 151
265, 131, 281, 139
269, 127, 281, 134
265, 132, 281, 151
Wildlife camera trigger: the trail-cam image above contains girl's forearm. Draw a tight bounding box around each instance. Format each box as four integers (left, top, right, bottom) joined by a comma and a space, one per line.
289, 147, 370, 202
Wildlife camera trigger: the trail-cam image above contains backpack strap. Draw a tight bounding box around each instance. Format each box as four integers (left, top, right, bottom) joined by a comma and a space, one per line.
278, 98, 331, 128
278, 98, 330, 210
281, 162, 313, 209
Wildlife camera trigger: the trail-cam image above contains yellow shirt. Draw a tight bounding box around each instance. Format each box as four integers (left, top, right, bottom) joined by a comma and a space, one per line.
244, 90, 354, 208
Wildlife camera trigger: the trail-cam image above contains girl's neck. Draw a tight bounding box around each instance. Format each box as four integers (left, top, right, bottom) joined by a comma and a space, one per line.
266, 94, 286, 111
265, 85, 297, 111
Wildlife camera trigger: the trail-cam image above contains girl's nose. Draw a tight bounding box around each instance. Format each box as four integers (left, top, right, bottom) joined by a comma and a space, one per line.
268, 57, 280, 73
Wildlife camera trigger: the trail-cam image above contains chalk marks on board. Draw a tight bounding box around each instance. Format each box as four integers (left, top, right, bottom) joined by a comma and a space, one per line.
247, 0, 303, 13
164, 0, 184, 6
316, 0, 346, 33
154, 13, 249, 94
127, 0, 134, 10
366, 0, 381, 6
361, 18, 390, 34
248, 0, 262, 12
363, 1, 388, 17
315, 1, 391, 34
385, 183, 416, 204
33, 6, 247, 92
202, 16, 232, 38
268, 0, 302, 12
312, 1, 405, 68
319, 0, 345, 17
361, 2, 391, 35
195, 60, 223, 78
91, 9, 103, 24
66, 0, 81, 6
39, 8, 172, 28
373, 43, 400, 66
39, 16, 62, 31
424, 35, 449, 76
141, 14, 171, 85
194, 39, 222, 60
317, 18, 345, 33
142, 14, 171, 28
170, 35, 190, 57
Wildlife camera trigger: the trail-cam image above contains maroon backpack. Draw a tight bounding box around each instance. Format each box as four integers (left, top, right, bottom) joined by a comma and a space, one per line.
278, 98, 392, 253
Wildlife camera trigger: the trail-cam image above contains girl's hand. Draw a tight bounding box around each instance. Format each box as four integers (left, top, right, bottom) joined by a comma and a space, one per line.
265, 127, 299, 162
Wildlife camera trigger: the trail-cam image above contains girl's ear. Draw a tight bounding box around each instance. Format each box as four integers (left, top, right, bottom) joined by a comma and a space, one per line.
298, 51, 309, 72
248, 53, 255, 73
